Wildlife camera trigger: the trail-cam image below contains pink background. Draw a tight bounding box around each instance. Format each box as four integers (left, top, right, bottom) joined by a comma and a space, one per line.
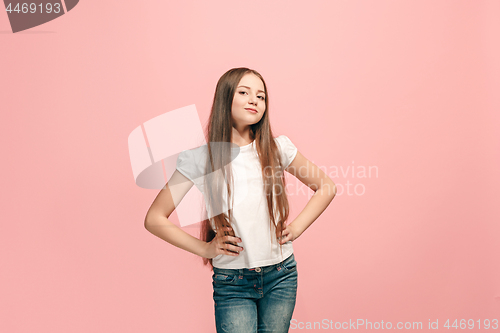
1, 0, 499, 332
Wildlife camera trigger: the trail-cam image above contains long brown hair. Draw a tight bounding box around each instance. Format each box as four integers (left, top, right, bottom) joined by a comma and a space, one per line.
200, 67, 291, 270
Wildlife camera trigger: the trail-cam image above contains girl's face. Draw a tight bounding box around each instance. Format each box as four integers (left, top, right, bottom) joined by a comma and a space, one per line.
231, 73, 266, 128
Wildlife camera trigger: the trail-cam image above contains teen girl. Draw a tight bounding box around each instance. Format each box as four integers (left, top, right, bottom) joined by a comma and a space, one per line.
145, 67, 336, 332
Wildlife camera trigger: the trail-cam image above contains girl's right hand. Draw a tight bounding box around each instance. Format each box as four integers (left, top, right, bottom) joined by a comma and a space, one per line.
205, 227, 244, 258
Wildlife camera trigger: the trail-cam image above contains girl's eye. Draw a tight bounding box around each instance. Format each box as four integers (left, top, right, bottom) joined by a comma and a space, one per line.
239, 91, 266, 100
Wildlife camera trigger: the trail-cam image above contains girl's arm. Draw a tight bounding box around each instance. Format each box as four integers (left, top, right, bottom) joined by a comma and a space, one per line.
145, 170, 243, 258
144, 170, 211, 257
279, 151, 337, 244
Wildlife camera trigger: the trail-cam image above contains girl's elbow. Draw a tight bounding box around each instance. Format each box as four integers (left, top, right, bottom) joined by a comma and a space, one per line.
144, 216, 152, 230
326, 179, 337, 198
144, 211, 159, 230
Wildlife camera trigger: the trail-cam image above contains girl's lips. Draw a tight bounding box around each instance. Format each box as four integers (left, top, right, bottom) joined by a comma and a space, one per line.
245, 108, 257, 113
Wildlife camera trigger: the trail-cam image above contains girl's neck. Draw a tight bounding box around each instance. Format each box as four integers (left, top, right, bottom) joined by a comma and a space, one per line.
231, 126, 254, 147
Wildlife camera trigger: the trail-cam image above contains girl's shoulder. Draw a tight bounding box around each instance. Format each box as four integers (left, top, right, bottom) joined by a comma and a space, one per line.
274, 135, 298, 169
176, 144, 209, 179
274, 134, 296, 148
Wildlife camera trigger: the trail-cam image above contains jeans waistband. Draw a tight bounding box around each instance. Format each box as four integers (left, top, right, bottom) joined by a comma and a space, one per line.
213, 253, 294, 275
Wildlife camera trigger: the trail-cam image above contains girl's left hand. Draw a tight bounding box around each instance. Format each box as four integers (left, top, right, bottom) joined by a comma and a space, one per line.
278, 224, 297, 244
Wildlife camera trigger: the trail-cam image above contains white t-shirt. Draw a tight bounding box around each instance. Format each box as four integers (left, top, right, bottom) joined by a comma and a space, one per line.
175, 135, 298, 269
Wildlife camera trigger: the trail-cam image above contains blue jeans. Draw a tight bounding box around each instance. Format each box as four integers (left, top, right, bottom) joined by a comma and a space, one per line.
212, 253, 298, 333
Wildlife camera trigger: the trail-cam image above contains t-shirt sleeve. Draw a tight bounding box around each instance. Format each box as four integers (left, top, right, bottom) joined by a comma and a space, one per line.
176, 150, 196, 183
275, 135, 298, 169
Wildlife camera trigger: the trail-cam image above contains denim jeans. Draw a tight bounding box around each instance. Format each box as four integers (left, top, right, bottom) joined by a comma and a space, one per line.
212, 253, 298, 333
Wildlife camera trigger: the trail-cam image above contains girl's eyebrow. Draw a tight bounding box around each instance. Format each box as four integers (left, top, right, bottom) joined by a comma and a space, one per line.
237, 85, 265, 94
